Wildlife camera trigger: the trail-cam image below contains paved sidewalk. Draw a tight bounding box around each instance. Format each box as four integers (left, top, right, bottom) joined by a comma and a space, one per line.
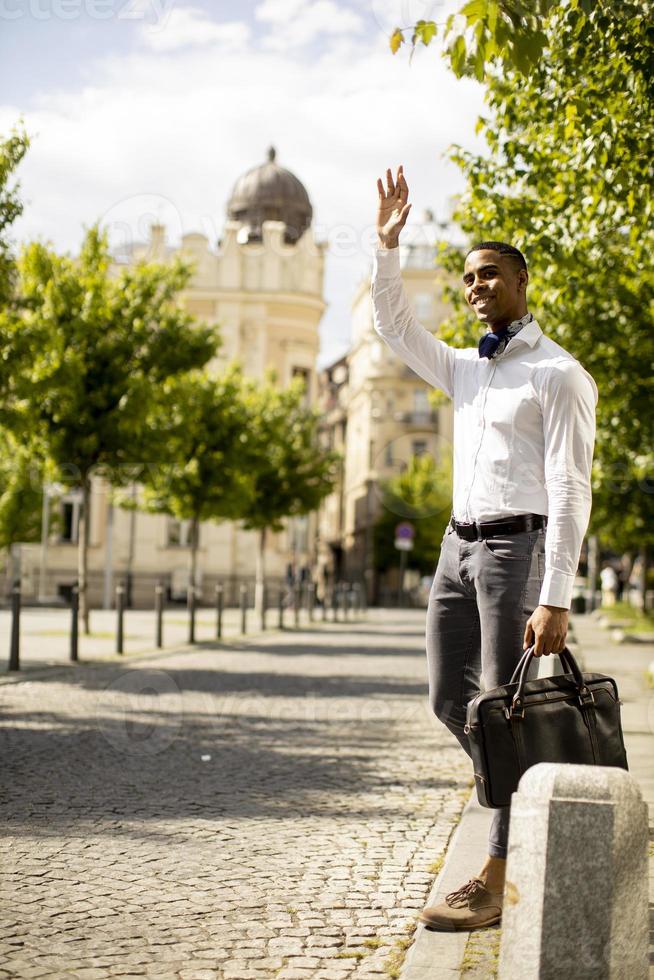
0, 605, 296, 673
0, 609, 472, 980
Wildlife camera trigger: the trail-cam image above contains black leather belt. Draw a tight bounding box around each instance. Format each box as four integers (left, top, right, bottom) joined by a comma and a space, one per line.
450, 513, 547, 541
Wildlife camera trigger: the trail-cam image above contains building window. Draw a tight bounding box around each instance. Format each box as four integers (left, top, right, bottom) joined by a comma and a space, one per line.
412, 440, 428, 458
167, 518, 196, 548
413, 388, 430, 416
59, 498, 81, 544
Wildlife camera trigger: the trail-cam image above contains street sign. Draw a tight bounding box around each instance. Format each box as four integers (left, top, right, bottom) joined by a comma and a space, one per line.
394, 538, 413, 551
395, 522, 415, 539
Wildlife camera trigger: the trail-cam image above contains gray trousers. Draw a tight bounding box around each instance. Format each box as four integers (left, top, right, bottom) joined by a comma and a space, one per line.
426, 521, 546, 858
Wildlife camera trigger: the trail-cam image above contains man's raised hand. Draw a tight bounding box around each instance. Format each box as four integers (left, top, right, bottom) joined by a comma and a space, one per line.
376, 165, 412, 250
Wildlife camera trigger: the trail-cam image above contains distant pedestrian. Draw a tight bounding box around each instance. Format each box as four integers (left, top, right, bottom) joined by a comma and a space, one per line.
600, 564, 619, 607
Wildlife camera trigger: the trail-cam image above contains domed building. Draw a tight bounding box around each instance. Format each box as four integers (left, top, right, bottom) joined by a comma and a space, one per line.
27, 149, 328, 609
226, 146, 313, 245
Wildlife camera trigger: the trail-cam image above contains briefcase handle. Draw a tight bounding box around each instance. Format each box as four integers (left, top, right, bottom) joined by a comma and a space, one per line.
509, 645, 594, 717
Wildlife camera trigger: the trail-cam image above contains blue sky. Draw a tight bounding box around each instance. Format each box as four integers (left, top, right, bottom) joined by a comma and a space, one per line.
0, 0, 484, 367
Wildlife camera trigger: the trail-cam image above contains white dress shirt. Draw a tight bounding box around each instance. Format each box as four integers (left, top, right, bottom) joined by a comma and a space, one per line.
371, 246, 598, 610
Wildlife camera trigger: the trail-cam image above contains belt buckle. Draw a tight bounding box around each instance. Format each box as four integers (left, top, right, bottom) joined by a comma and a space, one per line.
475, 521, 483, 542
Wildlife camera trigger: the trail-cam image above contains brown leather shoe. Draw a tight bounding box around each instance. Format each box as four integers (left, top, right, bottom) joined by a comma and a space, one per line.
419, 877, 503, 931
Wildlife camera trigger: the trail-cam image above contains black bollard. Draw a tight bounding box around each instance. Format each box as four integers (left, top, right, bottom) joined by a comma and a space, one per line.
307, 583, 315, 622
240, 584, 247, 634
215, 584, 223, 640
278, 587, 285, 630
322, 588, 328, 622
260, 584, 266, 632
155, 582, 164, 649
70, 583, 79, 662
116, 584, 125, 655
293, 583, 300, 628
8, 581, 20, 671
332, 584, 339, 622
340, 583, 348, 620
188, 585, 196, 645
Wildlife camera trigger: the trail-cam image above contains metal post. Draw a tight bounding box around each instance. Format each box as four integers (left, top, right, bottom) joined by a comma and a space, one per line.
260, 584, 266, 631
332, 584, 339, 622
278, 587, 284, 630
70, 583, 79, 662
116, 584, 125, 655
188, 585, 196, 645
155, 581, 164, 649
340, 582, 348, 620
215, 584, 223, 639
343, 581, 350, 620
322, 587, 328, 622
294, 583, 300, 628
307, 582, 315, 622
240, 584, 247, 634
8, 581, 20, 671
397, 550, 407, 608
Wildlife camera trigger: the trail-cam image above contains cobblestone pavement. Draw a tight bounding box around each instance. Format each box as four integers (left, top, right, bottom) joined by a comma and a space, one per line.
0, 609, 471, 980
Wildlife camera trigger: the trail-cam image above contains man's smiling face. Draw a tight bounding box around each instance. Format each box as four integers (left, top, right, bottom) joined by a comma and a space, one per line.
462, 249, 528, 330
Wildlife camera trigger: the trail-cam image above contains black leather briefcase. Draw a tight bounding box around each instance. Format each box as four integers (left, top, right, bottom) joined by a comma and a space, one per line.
464, 645, 629, 808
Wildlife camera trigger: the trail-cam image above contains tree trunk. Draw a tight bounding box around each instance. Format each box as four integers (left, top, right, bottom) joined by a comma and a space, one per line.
638, 545, 648, 611
78, 476, 91, 635
189, 516, 199, 600
254, 527, 266, 616
586, 534, 600, 611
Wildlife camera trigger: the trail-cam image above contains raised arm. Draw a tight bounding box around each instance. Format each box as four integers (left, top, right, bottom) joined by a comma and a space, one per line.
371, 165, 456, 397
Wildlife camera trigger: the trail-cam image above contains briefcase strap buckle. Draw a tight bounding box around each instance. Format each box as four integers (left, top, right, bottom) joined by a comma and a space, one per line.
578, 686, 595, 707
506, 696, 525, 721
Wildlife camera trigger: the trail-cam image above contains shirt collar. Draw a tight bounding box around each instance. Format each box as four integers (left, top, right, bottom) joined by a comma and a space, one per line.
507, 317, 542, 348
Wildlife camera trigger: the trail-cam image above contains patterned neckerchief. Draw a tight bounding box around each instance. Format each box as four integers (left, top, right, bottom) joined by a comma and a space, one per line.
480, 311, 534, 359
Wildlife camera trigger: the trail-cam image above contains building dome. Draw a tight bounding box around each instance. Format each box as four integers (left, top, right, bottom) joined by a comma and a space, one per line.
227, 146, 313, 245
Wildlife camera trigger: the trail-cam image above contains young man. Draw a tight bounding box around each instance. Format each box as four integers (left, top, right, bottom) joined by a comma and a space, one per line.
372, 165, 597, 930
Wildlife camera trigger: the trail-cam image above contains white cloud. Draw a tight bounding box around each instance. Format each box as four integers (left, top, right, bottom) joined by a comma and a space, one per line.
2, 4, 485, 367
141, 7, 251, 52
255, 0, 365, 49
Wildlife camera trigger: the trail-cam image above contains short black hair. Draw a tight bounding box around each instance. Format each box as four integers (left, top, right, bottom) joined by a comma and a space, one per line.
466, 240, 528, 272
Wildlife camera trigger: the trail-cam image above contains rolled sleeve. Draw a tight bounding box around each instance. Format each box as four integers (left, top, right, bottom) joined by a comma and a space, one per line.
535, 360, 598, 608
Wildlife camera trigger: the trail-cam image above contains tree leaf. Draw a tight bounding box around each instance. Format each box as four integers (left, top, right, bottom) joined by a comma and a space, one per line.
390, 28, 404, 54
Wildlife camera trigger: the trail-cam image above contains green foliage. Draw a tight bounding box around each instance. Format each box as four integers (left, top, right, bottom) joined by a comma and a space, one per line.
140, 365, 253, 525
0, 431, 47, 550
402, 1, 653, 553
239, 371, 340, 533
389, 1, 644, 84
373, 453, 452, 575
2, 224, 220, 484
0, 126, 29, 308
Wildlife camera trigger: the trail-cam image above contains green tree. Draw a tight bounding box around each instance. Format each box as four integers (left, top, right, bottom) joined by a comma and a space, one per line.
393, 0, 653, 587
0, 431, 49, 591
138, 366, 254, 601
373, 452, 452, 578
3, 226, 220, 631
0, 126, 29, 308
240, 373, 339, 615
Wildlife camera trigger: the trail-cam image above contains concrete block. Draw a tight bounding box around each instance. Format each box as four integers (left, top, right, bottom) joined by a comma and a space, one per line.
499, 763, 648, 980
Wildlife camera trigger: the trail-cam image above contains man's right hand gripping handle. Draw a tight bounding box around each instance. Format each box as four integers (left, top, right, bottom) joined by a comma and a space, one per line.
376, 165, 412, 250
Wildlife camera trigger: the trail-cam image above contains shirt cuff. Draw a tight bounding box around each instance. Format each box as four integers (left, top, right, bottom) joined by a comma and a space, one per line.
372, 246, 401, 279
539, 568, 575, 610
